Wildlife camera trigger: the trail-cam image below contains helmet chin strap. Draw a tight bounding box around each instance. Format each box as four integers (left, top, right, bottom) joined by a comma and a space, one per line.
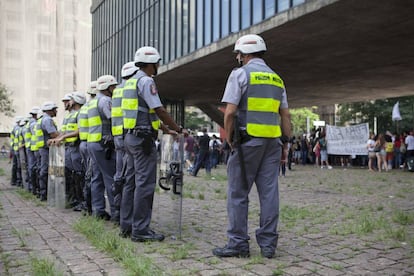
152, 64, 158, 76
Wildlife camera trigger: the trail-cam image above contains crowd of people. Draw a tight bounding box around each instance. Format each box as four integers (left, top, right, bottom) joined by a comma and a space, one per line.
283, 128, 414, 172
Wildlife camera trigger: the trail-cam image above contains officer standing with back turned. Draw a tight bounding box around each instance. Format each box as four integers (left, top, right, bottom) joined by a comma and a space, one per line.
213, 34, 291, 259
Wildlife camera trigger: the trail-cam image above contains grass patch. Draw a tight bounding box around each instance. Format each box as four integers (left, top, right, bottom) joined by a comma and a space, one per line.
170, 242, 196, 261
198, 193, 205, 200
11, 227, 29, 247
280, 205, 326, 229
1, 252, 11, 274
73, 215, 161, 276
392, 210, 414, 225
30, 256, 63, 276
0, 167, 5, 176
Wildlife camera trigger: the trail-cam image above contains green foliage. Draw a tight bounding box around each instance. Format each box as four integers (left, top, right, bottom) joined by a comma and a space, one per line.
337, 95, 414, 134
184, 110, 211, 131
289, 107, 319, 135
0, 83, 15, 117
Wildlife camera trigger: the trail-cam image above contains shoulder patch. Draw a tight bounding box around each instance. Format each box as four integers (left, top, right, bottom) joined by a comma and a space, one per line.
150, 84, 158, 95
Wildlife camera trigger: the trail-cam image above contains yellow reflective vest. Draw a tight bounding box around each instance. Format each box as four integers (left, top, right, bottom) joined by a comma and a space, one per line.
243, 63, 284, 138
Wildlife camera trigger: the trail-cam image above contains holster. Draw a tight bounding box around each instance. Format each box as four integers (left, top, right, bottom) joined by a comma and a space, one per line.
128, 129, 154, 155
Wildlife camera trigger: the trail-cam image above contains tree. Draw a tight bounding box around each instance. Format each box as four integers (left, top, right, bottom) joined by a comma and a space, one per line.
0, 83, 15, 117
184, 110, 211, 131
337, 95, 414, 134
289, 107, 320, 135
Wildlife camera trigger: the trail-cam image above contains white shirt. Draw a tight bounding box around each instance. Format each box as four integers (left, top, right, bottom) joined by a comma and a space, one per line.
405, 134, 414, 150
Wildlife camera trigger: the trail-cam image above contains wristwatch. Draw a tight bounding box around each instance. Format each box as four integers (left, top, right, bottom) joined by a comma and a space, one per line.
280, 135, 289, 144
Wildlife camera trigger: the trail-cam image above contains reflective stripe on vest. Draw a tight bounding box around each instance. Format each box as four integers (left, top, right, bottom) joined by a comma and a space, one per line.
111, 85, 124, 136
87, 98, 102, 142
35, 118, 44, 148
30, 120, 39, 151
122, 76, 160, 130
65, 110, 80, 143
78, 103, 89, 141
13, 128, 19, 151
24, 123, 31, 148
244, 65, 284, 138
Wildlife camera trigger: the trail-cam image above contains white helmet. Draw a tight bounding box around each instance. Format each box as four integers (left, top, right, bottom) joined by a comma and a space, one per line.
234, 34, 267, 54
42, 101, 58, 111
71, 91, 86, 105
87, 80, 98, 95
29, 106, 41, 115
97, 75, 118, 91
15, 116, 24, 123
121, 61, 139, 78
134, 46, 161, 64
61, 93, 73, 101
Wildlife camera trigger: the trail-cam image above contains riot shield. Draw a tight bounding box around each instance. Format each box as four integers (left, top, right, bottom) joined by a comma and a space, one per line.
48, 145, 66, 208
19, 148, 28, 190
158, 134, 184, 239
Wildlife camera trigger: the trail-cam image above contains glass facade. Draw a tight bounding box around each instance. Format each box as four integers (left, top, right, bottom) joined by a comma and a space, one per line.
91, 0, 306, 80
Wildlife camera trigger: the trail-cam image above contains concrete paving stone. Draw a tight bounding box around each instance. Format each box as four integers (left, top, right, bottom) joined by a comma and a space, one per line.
101, 268, 126, 275
198, 269, 230, 276
69, 261, 101, 273
368, 256, 397, 267
279, 265, 312, 276
73, 271, 104, 276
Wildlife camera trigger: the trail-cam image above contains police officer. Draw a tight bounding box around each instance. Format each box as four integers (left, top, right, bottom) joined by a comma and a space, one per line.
78, 81, 98, 214
111, 61, 139, 225
213, 34, 291, 259
38, 101, 59, 201
87, 75, 117, 220
52, 92, 86, 211
18, 117, 31, 190
10, 116, 24, 186
121, 46, 183, 242
26, 107, 41, 192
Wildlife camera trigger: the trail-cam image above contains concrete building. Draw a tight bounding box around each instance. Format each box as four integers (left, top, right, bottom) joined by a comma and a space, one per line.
0, 0, 92, 132
91, 0, 414, 127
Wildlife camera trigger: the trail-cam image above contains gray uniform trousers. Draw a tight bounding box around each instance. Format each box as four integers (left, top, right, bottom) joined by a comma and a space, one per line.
123, 133, 157, 235
119, 153, 135, 232
114, 136, 125, 181
227, 137, 281, 252
38, 147, 50, 197
87, 142, 116, 216
26, 148, 35, 191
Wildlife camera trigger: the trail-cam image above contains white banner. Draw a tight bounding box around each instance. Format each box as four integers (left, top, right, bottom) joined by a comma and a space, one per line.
326, 123, 369, 155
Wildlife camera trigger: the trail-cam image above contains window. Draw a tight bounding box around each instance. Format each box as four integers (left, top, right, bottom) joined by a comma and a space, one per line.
196, 0, 204, 48
264, 0, 275, 18
6, 30, 21, 41
230, 0, 239, 33
252, 0, 263, 24
212, 0, 220, 42
221, 0, 230, 37
241, 0, 251, 29
6, 48, 21, 59
278, 0, 290, 12
204, 0, 211, 45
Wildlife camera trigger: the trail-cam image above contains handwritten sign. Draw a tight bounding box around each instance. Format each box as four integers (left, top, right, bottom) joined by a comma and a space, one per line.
326, 123, 369, 155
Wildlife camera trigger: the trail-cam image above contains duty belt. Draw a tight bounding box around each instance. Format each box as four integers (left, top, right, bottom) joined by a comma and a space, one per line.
127, 128, 153, 138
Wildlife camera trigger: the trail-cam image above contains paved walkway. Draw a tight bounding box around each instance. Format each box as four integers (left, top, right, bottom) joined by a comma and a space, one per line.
1, 159, 413, 275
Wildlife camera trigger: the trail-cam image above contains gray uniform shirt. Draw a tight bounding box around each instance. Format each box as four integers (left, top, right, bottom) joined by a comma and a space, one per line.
97, 92, 112, 136
134, 70, 162, 128
41, 113, 57, 142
